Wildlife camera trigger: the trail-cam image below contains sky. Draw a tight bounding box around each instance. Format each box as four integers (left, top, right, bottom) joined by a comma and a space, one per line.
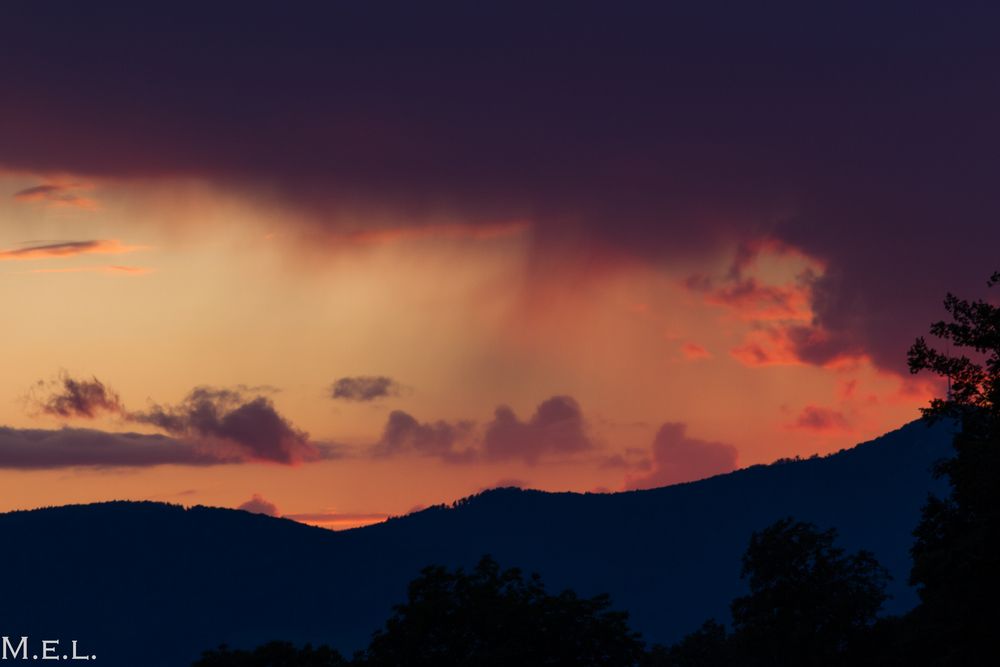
1, 1, 998, 528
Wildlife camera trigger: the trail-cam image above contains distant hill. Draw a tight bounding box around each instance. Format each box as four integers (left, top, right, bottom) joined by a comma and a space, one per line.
0, 420, 953, 667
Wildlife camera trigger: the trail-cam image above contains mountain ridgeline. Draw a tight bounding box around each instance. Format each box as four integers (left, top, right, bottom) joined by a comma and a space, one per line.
0, 420, 952, 667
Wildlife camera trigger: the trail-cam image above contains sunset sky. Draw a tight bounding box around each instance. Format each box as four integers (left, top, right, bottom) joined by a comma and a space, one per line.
2, 2, 997, 528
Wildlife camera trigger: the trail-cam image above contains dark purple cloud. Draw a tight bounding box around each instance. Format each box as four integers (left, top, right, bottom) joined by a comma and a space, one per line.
483, 396, 594, 464
372, 395, 594, 465
238, 494, 279, 517
130, 387, 318, 464
33, 373, 123, 419
330, 376, 401, 402
18, 375, 331, 467
0, 426, 230, 470
373, 410, 475, 463
1, 3, 998, 373
626, 423, 738, 490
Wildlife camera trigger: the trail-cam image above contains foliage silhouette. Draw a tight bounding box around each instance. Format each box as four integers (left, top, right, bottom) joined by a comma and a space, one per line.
355, 555, 645, 666
644, 518, 888, 666
729, 518, 889, 666
906, 270, 1000, 664
641, 619, 731, 667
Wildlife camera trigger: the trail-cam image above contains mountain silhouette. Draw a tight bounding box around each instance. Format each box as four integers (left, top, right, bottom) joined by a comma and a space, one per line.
0, 420, 952, 667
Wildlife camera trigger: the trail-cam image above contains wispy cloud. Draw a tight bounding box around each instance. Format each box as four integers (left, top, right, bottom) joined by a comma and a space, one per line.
27, 265, 152, 275
12, 183, 98, 210
0, 239, 145, 261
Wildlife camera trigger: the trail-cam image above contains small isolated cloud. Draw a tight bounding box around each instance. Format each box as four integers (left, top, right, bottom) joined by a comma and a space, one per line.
483, 395, 593, 465
130, 387, 318, 464
13, 183, 98, 210
31, 373, 124, 419
626, 422, 738, 490
680, 342, 712, 360
0, 239, 144, 261
788, 405, 851, 434
238, 493, 279, 516
0, 426, 230, 470
330, 376, 402, 402
373, 410, 475, 463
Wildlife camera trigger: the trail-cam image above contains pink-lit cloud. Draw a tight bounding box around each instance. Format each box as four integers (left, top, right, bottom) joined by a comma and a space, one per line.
680, 342, 712, 360
238, 493, 279, 516
483, 395, 594, 465
626, 422, 738, 490
788, 405, 851, 434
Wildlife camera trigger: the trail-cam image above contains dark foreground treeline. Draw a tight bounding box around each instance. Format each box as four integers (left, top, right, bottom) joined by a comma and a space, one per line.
195, 275, 1000, 666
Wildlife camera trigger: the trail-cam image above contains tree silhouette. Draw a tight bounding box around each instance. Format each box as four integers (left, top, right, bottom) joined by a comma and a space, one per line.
355, 555, 645, 667
729, 518, 889, 666
642, 619, 730, 667
906, 270, 1000, 663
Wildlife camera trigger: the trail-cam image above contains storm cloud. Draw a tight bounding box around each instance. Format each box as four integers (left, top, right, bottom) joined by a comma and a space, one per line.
1, 2, 998, 373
